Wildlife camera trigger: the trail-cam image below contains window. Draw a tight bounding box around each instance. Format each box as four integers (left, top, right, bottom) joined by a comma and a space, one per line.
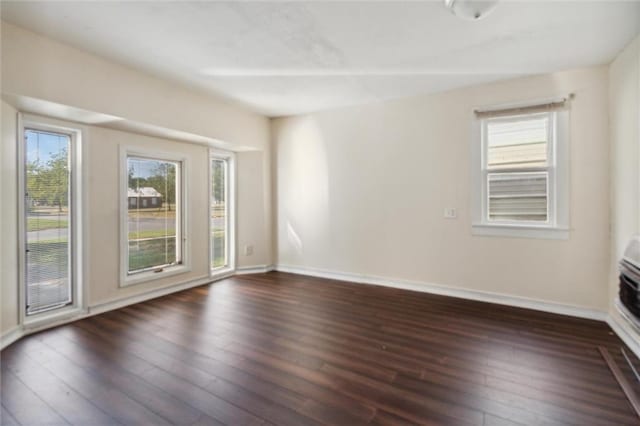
210, 150, 235, 274
121, 150, 186, 285
23, 128, 73, 314
19, 116, 84, 321
472, 105, 569, 239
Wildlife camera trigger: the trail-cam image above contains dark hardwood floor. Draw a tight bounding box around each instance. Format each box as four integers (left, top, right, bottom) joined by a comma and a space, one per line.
2, 271, 640, 425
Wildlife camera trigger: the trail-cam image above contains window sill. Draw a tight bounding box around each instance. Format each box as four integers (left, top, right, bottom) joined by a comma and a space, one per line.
24, 305, 87, 330
121, 265, 191, 287
472, 223, 569, 240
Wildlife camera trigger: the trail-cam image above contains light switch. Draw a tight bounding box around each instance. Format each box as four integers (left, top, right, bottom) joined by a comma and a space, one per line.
444, 208, 457, 219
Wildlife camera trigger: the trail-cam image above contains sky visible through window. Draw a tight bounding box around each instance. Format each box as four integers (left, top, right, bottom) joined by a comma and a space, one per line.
129, 158, 168, 179
25, 129, 67, 164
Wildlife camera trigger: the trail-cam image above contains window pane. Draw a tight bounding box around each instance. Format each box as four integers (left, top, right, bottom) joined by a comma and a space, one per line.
487, 115, 548, 170
211, 158, 227, 269
25, 129, 72, 315
488, 172, 548, 222
127, 157, 179, 273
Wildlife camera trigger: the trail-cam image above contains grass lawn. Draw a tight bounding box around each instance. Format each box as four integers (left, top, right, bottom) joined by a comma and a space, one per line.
27, 231, 227, 274
128, 204, 177, 219
211, 231, 226, 268
128, 229, 176, 239
27, 218, 69, 232
127, 233, 224, 271
129, 238, 176, 271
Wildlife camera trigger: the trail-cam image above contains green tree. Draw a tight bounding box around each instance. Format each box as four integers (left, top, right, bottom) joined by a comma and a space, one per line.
151, 162, 176, 211
211, 160, 225, 204
40, 148, 69, 212
128, 164, 137, 189
26, 149, 69, 212
26, 160, 42, 209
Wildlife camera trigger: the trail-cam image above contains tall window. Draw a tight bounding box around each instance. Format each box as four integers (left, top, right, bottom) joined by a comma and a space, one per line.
210, 150, 235, 273
125, 155, 182, 277
472, 106, 569, 239
24, 128, 73, 315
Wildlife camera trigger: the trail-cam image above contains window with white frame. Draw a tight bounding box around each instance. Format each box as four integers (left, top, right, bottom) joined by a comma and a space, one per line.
210, 149, 235, 275
18, 114, 85, 323
472, 103, 570, 239
121, 150, 186, 285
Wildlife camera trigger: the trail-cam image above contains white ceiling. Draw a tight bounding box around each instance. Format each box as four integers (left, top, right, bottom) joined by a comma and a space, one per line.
1, 1, 639, 117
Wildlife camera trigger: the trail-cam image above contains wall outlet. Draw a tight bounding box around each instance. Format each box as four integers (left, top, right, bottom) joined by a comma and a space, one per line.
444, 208, 457, 219
244, 245, 254, 256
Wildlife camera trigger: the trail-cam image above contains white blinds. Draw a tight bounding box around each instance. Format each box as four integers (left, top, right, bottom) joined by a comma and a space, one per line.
486, 115, 550, 223
25, 129, 72, 315
488, 172, 548, 221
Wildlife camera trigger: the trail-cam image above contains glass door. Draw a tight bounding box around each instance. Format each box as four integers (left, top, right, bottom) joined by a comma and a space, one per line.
24, 128, 73, 315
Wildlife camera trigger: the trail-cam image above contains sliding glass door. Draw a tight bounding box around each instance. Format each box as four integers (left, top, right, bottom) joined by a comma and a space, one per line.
210, 151, 234, 273
24, 128, 73, 315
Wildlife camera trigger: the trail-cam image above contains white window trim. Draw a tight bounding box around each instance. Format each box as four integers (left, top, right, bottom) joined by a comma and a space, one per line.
471, 108, 570, 240
119, 146, 190, 287
17, 113, 88, 326
209, 149, 236, 278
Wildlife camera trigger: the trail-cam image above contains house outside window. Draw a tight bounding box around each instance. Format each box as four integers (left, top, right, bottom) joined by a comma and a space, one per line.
471, 98, 570, 240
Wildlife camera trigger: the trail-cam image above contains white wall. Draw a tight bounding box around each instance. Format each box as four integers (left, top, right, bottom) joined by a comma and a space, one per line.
273, 66, 611, 311
1, 102, 19, 335
1, 22, 273, 337
609, 35, 640, 340
1, 22, 269, 151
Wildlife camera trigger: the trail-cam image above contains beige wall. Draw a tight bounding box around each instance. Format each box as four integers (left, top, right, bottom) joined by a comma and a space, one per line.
273, 66, 611, 311
1, 101, 19, 335
86, 127, 209, 306
609, 35, 640, 337
237, 150, 273, 269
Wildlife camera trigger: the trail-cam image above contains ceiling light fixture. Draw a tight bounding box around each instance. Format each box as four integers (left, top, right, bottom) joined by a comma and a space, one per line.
443, 0, 499, 21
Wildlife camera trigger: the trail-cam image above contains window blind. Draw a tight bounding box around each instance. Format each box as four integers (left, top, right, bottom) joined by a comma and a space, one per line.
25, 129, 72, 315
486, 115, 550, 223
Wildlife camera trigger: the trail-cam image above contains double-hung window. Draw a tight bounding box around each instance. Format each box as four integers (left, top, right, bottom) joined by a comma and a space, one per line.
121, 149, 187, 285
472, 101, 570, 239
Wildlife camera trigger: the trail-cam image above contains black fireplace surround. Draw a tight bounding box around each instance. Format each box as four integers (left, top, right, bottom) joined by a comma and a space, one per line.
620, 265, 640, 319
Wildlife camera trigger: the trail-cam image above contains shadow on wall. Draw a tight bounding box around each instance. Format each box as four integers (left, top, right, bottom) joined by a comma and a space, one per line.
281, 117, 329, 262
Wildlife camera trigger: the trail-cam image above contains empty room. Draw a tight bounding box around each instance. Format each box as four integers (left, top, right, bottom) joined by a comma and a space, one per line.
1, 1, 640, 425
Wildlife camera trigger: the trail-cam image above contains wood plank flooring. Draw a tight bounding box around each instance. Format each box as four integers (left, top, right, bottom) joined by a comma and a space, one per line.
2, 271, 640, 425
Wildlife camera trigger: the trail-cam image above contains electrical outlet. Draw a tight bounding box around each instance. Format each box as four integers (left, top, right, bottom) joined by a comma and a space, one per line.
444, 208, 457, 219
244, 245, 254, 256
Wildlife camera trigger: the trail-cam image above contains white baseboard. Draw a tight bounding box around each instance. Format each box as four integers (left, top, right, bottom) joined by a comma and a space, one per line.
275, 264, 607, 322
89, 276, 213, 316
235, 264, 276, 275
1, 327, 23, 350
